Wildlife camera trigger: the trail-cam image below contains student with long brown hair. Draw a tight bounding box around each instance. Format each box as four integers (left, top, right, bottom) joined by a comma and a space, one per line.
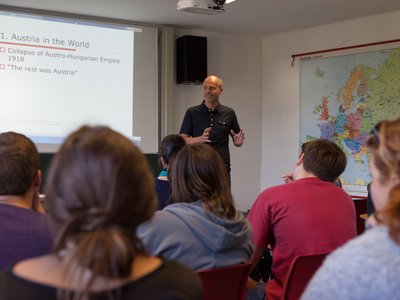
302, 118, 400, 300
0, 126, 202, 300
138, 143, 253, 271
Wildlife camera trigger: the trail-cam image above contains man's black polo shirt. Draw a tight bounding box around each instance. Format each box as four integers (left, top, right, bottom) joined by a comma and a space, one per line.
179, 101, 241, 173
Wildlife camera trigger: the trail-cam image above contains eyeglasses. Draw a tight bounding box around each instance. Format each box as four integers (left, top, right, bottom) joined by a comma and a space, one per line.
370, 121, 383, 144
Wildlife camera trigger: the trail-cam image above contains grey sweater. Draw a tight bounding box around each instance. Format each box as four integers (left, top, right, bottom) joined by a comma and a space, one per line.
302, 225, 400, 300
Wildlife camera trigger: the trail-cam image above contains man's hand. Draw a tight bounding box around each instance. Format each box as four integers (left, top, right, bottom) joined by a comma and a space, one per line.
201, 127, 212, 143
181, 128, 211, 144
32, 192, 46, 214
231, 129, 245, 147
282, 172, 294, 183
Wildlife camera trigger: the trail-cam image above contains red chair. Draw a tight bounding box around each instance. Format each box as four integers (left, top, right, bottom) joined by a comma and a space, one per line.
197, 261, 253, 300
281, 253, 328, 300
352, 197, 368, 235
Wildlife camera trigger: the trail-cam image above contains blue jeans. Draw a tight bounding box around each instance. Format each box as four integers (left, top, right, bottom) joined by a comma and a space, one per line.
246, 281, 266, 300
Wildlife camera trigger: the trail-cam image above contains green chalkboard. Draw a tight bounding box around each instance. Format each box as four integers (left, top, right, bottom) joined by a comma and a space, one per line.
39, 153, 160, 193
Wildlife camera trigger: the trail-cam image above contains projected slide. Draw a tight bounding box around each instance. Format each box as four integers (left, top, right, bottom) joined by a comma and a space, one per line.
0, 11, 135, 147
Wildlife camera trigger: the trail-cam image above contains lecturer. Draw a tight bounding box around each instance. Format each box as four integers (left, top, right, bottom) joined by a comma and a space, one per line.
179, 75, 245, 176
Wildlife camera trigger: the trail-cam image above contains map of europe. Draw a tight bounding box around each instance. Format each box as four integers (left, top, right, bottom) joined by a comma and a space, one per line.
300, 47, 400, 195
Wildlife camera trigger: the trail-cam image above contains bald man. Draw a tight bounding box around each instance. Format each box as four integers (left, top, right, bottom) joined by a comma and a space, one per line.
179, 75, 245, 176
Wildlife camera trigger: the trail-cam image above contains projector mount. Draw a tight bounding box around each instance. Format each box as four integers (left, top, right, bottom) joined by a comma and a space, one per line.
214, 0, 226, 6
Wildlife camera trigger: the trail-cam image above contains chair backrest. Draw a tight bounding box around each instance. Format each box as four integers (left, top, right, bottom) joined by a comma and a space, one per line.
197, 261, 253, 300
282, 253, 328, 300
353, 197, 368, 235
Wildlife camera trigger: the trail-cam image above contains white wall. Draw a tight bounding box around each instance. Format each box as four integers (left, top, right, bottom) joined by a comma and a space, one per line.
169, 10, 400, 211
133, 25, 159, 153
172, 28, 263, 212
261, 10, 400, 190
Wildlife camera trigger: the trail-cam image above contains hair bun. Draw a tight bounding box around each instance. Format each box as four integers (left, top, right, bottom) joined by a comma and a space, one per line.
79, 207, 112, 232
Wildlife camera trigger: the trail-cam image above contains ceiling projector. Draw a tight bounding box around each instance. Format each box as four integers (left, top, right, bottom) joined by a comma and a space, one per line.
177, 0, 226, 15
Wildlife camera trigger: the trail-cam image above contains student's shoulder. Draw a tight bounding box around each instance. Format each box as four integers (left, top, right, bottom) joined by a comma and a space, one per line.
150, 205, 190, 225
258, 182, 292, 198
249, 184, 291, 212
162, 259, 196, 274
159, 260, 203, 297
326, 227, 391, 267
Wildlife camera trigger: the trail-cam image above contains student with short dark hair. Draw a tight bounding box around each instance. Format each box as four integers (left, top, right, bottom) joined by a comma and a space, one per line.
0, 126, 202, 300
0, 132, 52, 269
155, 134, 186, 209
248, 139, 357, 300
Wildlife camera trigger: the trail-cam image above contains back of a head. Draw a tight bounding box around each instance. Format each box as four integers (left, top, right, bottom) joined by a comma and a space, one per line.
45, 125, 157, 292
0, 132, 39, 196
159, 134, 186, 166
169, 143, 236, 219
366, 119, 400, 182
302, 139, 347, 182
366, 118, 400, 242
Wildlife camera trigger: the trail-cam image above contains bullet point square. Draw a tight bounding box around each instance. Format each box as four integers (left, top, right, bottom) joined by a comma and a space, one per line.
0, 47, 5, 52
0, 64, 5, 69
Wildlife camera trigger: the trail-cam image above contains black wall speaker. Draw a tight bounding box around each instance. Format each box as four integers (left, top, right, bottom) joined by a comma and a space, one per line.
176, 35, 207, 84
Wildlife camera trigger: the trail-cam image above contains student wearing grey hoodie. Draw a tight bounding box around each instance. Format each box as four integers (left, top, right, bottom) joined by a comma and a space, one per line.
138, 143, 253, 270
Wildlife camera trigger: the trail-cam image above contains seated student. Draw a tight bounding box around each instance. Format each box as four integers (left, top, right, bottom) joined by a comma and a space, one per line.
0, 126, 202, 300
283, 144, 343, 188
138, 143, 253, 270
302, 119, 400, 300
0, 132, 52, 269
155, 134, 186, 209
248, 139, 357, 300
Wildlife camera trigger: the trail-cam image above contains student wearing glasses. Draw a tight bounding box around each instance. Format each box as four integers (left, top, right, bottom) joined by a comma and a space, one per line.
302, 118, 400, 300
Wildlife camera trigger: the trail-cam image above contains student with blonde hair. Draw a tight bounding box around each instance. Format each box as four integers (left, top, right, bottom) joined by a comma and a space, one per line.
302, 118, 400, 299
0, 126, 202, 300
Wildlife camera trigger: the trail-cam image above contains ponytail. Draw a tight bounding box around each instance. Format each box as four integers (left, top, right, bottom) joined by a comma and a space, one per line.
53, 209, 146, 300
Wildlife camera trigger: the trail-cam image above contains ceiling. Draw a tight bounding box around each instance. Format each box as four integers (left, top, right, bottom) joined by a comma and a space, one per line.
2, 0, 400, 36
